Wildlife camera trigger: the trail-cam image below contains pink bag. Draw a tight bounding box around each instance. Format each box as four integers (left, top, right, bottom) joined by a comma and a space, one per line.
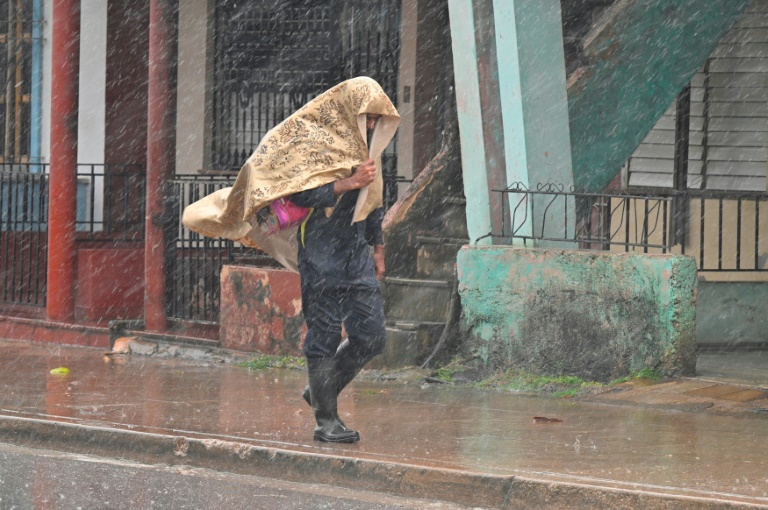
256, 197, 311, 235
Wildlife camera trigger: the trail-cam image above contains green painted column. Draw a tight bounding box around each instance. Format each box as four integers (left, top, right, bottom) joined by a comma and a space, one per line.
448, 0, 492, 245
449, 0, 575, 247
494, 0, 574, 245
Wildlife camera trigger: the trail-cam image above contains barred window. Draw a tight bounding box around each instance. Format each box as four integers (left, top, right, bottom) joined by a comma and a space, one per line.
211, 0, 400, 174
0, 0, 35, 164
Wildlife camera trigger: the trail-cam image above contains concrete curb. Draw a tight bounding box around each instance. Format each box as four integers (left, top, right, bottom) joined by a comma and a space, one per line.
0, 414, 764, 509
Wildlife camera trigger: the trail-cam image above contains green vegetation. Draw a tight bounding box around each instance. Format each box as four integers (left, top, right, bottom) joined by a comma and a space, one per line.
474, 370, 602, 397
236, 353, 663, 400
239, 355, 306, 370
434, 367, 456, 382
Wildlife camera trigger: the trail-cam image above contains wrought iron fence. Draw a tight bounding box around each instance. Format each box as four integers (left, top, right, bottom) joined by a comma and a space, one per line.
75, 163, 145, 242
495, 183, 768, 272
495, 183, 675, 251
0, 169, 47, 306
166, 176, 278, 324
1, 163, 146, 307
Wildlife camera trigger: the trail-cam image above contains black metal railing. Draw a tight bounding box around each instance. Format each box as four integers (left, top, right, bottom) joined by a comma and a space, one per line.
1, 163, 146, 307
166, 176, 278, 324
1, 169, 47, 306
494, 183, 768, 272
167, 170, 406, 324
75, 163, 146, 242
682, 191, 768, 272
494, 183, 675, 252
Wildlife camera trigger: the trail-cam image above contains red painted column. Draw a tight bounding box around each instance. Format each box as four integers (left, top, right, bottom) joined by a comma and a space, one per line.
47, 0, 80, 322
144, 0, 177, 331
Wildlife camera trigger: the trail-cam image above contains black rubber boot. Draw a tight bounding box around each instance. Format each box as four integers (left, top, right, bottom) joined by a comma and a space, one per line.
334, 339, 370, 395
302, 339, 369, 407
307, 357, 360, 443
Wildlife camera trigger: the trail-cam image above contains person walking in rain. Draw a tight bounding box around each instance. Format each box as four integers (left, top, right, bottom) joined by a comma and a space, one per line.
182, 77, 400, 444
291, 113, 386, 443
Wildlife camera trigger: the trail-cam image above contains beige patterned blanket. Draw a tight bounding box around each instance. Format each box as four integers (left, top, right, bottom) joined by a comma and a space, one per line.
182, 77, 400, 271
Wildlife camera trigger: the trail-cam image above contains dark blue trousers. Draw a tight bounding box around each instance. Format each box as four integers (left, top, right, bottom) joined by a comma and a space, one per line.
292, 183, 386, 361
300, 279, 386, 360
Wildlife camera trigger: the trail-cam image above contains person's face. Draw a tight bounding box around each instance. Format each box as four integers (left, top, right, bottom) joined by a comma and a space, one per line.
366, 114, 381, 132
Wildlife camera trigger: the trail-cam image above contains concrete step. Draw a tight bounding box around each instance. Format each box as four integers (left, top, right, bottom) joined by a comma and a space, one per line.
382, 277, 452, 324
414, 236, 467, 280
368, 321, 445, 369
425, 197, 468, 241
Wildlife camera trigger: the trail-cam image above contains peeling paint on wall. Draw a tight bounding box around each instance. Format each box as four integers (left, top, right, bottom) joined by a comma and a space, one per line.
457, 246, 697, 381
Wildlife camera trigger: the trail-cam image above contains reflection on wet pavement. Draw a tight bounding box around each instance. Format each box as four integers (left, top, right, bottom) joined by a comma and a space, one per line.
0, 340, 767, 504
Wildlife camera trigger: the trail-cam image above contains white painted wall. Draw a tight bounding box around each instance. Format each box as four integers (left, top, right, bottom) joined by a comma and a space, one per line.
77, 0, 106, 165
41, 0, 51, 163
175, 0, 209, 174
41, 0, 106, 165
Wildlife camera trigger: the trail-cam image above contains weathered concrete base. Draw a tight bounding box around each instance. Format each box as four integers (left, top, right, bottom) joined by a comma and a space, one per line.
0, 315, 110, 348
110, 335, 254, 364
219, 265, 305, 355
697, 281, 768, 347
457, 247, 698, 381
0, 414, 758, 510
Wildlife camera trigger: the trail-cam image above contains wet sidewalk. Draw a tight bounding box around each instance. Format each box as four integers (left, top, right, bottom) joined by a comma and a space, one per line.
0, 339, 767, 509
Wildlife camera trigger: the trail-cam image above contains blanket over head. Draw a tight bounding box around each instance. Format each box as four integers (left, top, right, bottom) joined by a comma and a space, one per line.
181, 77, 400, 271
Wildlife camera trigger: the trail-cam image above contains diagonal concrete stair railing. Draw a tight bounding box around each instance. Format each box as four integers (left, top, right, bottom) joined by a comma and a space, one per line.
568, 0, 753, 191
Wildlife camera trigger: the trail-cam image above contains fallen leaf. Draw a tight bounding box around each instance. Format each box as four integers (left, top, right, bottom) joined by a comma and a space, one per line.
533, 416, 563, 424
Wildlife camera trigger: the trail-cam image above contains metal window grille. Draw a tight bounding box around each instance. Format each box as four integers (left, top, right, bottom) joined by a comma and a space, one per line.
0, 167, 46, 305
211, 0, 341, 169
210, 0, 401, 207
0, 0, 34, 163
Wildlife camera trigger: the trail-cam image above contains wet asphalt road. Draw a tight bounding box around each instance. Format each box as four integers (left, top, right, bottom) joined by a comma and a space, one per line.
0, 443, 484, 510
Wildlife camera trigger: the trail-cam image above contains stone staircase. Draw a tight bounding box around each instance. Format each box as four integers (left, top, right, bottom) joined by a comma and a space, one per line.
370, 0, 633, 369
371, 0, 752, 368
371, 127, 467, 369
380, 228, 468, 368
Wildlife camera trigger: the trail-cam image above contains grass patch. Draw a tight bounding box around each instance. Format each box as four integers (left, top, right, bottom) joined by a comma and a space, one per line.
474, 370, 602, 397
239, 355, 306, 370
434, 367, 456, 382
552, 387, 582, 399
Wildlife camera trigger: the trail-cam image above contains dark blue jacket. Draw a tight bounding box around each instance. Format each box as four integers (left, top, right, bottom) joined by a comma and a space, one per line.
291, 183, 383, 289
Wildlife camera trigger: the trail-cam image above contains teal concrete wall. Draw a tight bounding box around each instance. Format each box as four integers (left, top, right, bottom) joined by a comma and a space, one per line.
568, 0, 751, 191
457, 247, 698, 381
697, 282, 768, 346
